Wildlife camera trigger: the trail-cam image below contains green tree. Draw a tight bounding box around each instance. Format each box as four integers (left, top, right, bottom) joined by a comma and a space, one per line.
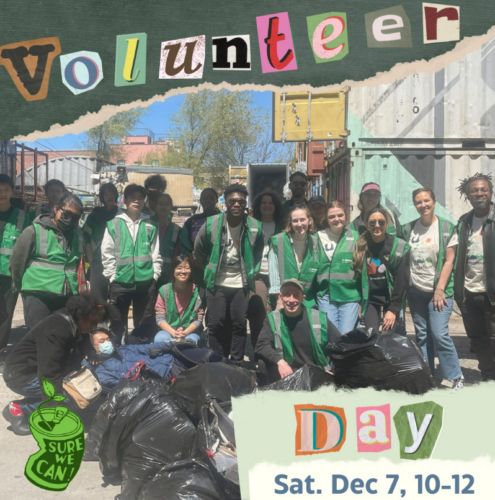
141, 90, 291, 192
82, 108, 147, 160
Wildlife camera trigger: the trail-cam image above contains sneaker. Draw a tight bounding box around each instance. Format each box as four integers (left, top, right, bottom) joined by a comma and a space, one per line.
2, 402, 31, 435
451, 376, 464, 391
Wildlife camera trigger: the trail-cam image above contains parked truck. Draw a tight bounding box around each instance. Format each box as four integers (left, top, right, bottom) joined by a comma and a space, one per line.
229, 162, 289, 208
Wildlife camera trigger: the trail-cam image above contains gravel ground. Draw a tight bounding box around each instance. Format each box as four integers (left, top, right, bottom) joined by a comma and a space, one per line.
0, 300, 481, 499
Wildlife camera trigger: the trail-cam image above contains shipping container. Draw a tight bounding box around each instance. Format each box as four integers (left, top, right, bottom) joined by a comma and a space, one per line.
247, 163, 289, 208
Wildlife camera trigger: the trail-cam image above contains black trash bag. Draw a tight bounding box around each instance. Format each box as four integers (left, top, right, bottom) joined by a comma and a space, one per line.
107, 379, 155, 419
197, 401, 240, 500
138, 459, 225, 500
260, 364, 336, 392
168, 363, 256, 423
328, 328, 433, 395
84, 400, 110, 461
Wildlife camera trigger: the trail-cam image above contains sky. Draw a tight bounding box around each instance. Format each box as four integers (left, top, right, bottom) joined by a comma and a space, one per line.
26, 90, 275, 152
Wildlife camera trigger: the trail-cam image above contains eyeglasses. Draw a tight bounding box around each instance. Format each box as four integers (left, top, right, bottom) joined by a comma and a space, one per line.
368, 219, 386, 227
227, 198, 247, 207
292, 181, 307, 187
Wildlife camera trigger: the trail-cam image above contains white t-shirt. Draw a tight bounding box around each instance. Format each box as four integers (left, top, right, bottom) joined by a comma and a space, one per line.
448, 215, 487, 293
318, 228, 341, 262
215, 223, 243, 287
259, 221, 276, 275
408, 219, 440, 292
291, 232, 307, 272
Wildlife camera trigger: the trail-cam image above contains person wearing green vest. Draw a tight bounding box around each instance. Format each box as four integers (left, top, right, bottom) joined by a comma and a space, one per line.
402, 187, 463, 389
282, 172, 308, 216
316, 201, 361, 335
351, 182, 403, 238
101, 184, 163, 344
0, 174, 32, 351
152, 193, 181, 287
82, 182, 119, 301
154, 255, 205, 344
352, 207, 410, 334
268, 205, 320, 309
9, 192, 84, 331
256, 278, 341, 384
194, 183, 264, 365
248, 189, 285, 349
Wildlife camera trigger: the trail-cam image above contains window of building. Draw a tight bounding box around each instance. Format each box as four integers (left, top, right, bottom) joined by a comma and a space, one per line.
117, 159, 125, 165
151, 160, 159, 166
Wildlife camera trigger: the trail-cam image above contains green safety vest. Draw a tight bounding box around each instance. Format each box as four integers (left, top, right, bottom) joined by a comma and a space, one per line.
107, 216, 157, 284
203, 213, 262, 292
269, 232, 320, 307
159, 283, 204, 328
360, 236, 410, 315
316, 225, 361, 303
160, 222, 181, 280
268, 306, 330, 369
0, 208, 31, 276
21, 223, 83, 295
402, 216, 455, 297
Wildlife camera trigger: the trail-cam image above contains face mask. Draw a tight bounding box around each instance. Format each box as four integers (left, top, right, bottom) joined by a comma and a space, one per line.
57, 210, 80, 231
98, 340, 115, 357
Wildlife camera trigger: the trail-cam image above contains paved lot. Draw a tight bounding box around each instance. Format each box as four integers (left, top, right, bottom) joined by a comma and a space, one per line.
0, 301, 481, 499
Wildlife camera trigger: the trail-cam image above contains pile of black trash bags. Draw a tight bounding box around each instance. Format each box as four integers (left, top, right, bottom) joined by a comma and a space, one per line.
84, 329, 432, 499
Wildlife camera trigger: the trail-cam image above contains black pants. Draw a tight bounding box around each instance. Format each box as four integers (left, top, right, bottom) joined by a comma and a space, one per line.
363, 303, 404, 335
23, 293, 70, 331
109, 281, 154, 345
247, 274, 271, 350
0, 275, 18, 351
89, 261, 109, 302
460, 290, 495, 380
206, 286, 250, 365
257, 358, 283, 385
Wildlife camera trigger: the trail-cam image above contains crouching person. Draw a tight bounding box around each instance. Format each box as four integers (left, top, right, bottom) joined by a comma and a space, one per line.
256, 278, 341, 384
2, 294, 117, 435
154, 255, 205, 345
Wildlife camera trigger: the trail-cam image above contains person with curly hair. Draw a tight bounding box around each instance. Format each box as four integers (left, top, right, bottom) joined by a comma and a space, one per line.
447, 172, 495, 381
268, 205, 320, 309
248, 190, 285, 348
2, 294, 118, 435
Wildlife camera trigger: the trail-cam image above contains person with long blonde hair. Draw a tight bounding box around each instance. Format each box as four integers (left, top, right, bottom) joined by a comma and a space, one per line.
316, 201, 361, 334
352, 207, 410, 333
268, 206, 320, 309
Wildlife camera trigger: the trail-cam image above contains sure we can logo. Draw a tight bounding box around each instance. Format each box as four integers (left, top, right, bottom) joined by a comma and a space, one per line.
295, 404, 347, 456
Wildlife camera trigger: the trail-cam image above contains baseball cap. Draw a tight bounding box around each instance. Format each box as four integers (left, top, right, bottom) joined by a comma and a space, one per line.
280, 278, 304, 293
361, 183, 381, 194
308, 196, 326, 208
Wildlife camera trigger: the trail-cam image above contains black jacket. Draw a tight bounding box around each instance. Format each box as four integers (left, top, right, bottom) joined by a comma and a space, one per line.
3, 309, 90, 394
453, 203, 495, 305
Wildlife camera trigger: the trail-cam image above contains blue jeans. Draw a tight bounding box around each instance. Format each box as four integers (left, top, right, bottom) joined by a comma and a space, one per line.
317, 293, 359, 335
154, 330, 200, 344
7, 377, 43, 415
407, 285, 462, 381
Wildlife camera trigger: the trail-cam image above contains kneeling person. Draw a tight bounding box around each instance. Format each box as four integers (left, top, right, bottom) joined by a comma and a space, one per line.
256, 279, 341, 383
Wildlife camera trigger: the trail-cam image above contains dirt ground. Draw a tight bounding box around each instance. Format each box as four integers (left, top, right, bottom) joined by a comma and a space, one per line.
0, 300, 481, 499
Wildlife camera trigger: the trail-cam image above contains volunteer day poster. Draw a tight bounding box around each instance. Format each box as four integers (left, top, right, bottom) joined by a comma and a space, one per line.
1, 0, 495, 498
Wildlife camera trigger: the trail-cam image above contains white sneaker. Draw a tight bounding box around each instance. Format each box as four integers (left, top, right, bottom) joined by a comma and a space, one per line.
451, 376, 464, 391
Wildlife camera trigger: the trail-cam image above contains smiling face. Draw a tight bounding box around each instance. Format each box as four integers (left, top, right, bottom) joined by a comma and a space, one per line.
280, 283, 305, 316
156, 195, 173, 218
290, 209, 309, 235
414, 191, 436, 217
467, 179, 492, 211
327, 207, 346, 231
174, 261, 191, 283
260, 195, 275, 217
366, 211, 388, 239
361, 189, 381, 212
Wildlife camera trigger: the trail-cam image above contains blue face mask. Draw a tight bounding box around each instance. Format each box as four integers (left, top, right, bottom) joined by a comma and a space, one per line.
99, 340, 115, 357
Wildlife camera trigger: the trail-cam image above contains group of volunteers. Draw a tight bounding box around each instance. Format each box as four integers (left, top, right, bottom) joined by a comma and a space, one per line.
1, 167, 494, 435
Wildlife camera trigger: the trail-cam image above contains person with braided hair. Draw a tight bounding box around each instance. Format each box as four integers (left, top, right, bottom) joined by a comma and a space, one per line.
447, 172, 495, 381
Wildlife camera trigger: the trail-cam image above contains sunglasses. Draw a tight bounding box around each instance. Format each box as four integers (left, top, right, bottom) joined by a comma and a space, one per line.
61, 209, 81, 221
368, 219, 386, 227
292, 181, 307, 187
227, 198, 247, 207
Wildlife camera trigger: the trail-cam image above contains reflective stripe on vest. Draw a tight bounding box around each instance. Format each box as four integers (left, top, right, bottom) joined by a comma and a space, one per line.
272, 310, 284, 357
311, 308, 321, 343
161, 224, 181, 265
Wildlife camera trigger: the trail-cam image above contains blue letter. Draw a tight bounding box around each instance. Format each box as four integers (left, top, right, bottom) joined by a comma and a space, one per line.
333, 475, 349, 494
275, 474, 288, 494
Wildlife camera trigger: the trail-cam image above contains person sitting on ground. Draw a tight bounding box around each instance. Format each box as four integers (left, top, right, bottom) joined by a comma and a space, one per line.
2, 294, 117, 435
154, 255, 205, 345
255, 278, 341, 384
